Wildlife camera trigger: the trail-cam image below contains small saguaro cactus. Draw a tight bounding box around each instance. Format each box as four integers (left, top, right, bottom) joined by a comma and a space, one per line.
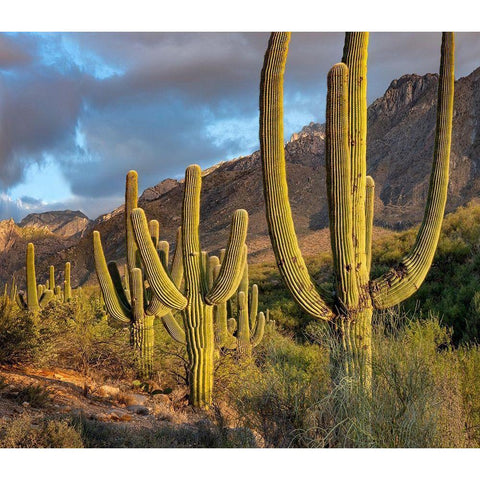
213, 247, 266, 355
131, 164, 248, 408
259, 32, 455, 385
16, 243, 54, 313
63, 262, 72, 302
93, 170, 182, 379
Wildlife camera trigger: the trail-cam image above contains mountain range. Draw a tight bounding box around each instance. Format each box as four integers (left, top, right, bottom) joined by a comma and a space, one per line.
1, 65, 480, 287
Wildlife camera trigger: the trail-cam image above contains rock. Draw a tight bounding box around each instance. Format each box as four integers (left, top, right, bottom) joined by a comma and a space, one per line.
154, 394, 171, 405
97, 385, 120, 398
22, 401, 30, 407
123, 393, 148, 406
127, 405, 150, 415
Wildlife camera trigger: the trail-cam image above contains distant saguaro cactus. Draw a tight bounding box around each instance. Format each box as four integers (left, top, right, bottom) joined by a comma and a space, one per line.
93, 171, 182, 379
259, 32, 455, 384
16, 243, 54, 313
131, 164, 248, 408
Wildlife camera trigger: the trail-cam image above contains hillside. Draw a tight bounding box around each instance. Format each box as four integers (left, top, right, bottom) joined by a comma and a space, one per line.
2, 66, 480, 286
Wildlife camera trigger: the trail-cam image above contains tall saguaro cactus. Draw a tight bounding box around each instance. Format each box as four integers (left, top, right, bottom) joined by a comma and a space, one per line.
16, 243, 54, 313
93, 170, 182, 379
131, 164, 248, 408
259, 32, 455, 384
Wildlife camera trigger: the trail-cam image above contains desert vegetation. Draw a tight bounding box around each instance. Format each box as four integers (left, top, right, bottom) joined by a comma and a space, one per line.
2, 31, 480, 449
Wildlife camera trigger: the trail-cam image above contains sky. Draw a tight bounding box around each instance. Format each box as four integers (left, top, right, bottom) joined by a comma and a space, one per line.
1, 32, 480, 222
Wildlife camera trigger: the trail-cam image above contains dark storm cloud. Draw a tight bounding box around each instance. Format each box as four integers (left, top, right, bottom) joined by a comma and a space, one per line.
0, 32, 479, 220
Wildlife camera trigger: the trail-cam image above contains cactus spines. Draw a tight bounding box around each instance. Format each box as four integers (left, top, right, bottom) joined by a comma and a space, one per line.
93, 170, 177, 378
259, 32, 455, 385
131, 164, 248, 408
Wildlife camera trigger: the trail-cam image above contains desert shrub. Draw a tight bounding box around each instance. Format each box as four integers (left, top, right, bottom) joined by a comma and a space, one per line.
36, 292, 134, 380
16, 384, 51, 408
0, 297, 39, 364
230, 329, 330, 447
0, 413, 83, 448
71, 413, 256, 448
296, 314, 467, 447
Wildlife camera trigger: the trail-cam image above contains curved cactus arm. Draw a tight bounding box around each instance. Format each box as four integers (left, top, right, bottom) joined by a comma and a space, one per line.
249, 284, 259, 330
39, 289, 54, 307
342, 33, 370, 284
131, 208, 187, 310
370, 32, 455, 309
145, 293, 170, 317
170, 227, 184, 289
161, 311, 186, 344
93, 230, 131, 323
149, 219, 160, 248
107, 262, 131, 311
205, 210, 249, 305
326, 62, 359, 310
251, 311, 266, 348
16, 292, 28, 310
26, 243, 39, 311
259, 32, 334, 322
365, 176, 375, 275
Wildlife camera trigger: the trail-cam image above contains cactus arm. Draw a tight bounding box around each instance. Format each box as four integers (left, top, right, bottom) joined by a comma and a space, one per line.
205, 210, 249, 305
130, 268, 144, 323
64, 262, 72, 302
107, 261, 131, 311
49, 265, 55, 291
250, 311, 266, 348
93, 231, 131, 323
227, 317, 237, 334
16, 292, 28, 310
249, 284, 259, 330
158, 240, 170, 270
236, 291, 251, 353
365, 176, 375, 275
149, 219, 160, 248
370, 32, 455, 309
126, 171, 140, 273
161, 312, 186, 344
26, 243, 39, 311
208, 256, 220, 290
131, 208, 187, 310
259, 32, 334, 322
170, 227, 184, 289
39, 289, 54, 307
145, 295, 170, 317
37, 284, 44, 300
55, 285, 61, 296
342, 33, 370, 285
326, 63, 359, 310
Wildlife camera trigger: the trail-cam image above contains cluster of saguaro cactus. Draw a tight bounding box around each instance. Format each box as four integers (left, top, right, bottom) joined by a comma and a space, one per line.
160, 243, 267, 357
130, 164, 248, 408
47, 262, 73, 302
93, 170, 183, 379
2, 277, 17, 305
259, 32, 455, 384
16, 243, 54, 313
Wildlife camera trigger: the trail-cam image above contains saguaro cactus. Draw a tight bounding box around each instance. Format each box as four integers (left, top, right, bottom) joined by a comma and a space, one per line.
16, 243, 54, 313
63, 262, 72, 302
131, 164, 248, 408
259, 32, 455, 384
93, 170, 182, 379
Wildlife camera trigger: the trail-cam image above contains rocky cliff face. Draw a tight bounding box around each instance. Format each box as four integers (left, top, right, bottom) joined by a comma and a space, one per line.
19, 210, 92, 238
2, 66, 480, 286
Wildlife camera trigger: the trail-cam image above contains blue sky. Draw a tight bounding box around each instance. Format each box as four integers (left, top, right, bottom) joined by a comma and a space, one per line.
1, 32, 480, 221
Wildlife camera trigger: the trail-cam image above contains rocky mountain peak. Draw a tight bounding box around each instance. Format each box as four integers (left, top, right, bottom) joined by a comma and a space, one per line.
19, 210, 91, 239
